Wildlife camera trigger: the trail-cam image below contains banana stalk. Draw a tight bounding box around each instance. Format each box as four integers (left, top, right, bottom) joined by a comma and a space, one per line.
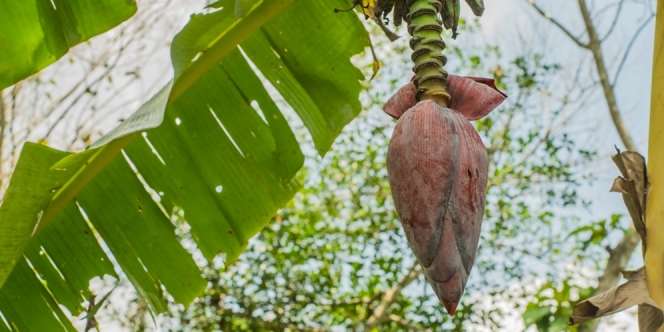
407, 0, 450, 105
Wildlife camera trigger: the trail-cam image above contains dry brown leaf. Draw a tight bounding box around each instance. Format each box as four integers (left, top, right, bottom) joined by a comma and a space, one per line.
573, 150, 663, 330
611, 149, 648, 243
639, 304, 664, 332
571, 268, 657, 324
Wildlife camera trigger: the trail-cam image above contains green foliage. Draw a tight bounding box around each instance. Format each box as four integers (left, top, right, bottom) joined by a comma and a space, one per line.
0, 1, 370, 329
0, 0, 137, 89
568, 214, 624, 251
523, 281, 595, 332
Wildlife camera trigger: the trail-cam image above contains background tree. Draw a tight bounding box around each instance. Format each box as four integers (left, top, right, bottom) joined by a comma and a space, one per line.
522, 1, 656, 330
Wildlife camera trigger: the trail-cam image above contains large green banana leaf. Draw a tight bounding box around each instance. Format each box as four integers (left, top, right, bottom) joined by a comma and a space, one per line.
0, 0, 137, 89
0, 0, 369, 329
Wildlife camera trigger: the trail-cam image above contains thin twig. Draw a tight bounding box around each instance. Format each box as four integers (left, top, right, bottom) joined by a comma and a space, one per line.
84, 294, 97, 332
526, 1, 590, 48
599, 0, 626, 42
41, 35, 128, 141
610, 14, 655, 88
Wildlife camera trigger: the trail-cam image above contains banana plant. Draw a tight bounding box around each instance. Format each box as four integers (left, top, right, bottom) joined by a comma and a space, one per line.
0, 0, 370, 329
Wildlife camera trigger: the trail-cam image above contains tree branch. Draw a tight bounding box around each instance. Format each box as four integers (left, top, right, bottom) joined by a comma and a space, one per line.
578, 229, 641, 332
365, 263, 422, 329
526, 1, 589, 48
577, 0, 638, 152
388, 314, 431, 331
596, 230, 641, 291
576, 1, 645, 330
84, 293, 98, 332
527, 0, 638, 150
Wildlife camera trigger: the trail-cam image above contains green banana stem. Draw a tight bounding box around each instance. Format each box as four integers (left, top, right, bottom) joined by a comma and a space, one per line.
407, 0, 449, 106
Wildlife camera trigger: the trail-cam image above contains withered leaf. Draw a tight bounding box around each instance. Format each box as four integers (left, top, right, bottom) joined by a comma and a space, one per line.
611, 149, 648, 243
638, 304, 664, 332
392, 0, 406, 26
440, 0, 461, 38
465, 0, 485, 16
571, 268, 656, 325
